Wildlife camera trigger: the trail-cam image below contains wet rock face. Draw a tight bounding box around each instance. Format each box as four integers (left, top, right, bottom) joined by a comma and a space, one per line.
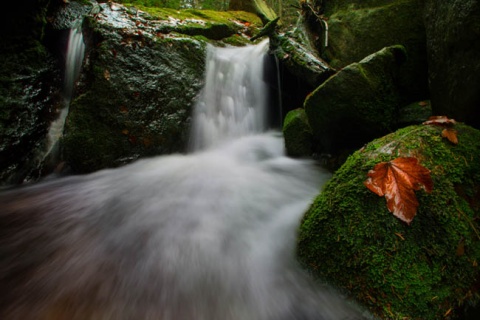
62, 3, 207, 173
0, 0, 63, 184
61, 2, 263, 173
0, 0, 265, 181
0, 51, 62, 184
424, 0, 480, 128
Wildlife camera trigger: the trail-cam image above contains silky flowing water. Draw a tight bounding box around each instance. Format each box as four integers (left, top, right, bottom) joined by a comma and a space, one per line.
42, 24, 85, 170
0, 40, 366, 319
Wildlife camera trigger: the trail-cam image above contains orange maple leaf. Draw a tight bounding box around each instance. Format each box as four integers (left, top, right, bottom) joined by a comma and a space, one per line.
423, 115, 456, 126
441, 128, 458, 144
423, 115, 458, 144
364, 157, 433, 224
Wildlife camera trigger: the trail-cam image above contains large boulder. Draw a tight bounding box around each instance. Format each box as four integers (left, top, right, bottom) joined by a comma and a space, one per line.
298, 122, 480, 319
309, 0, 428, 104
424, 0, 480, 129
304, 45, 406, 156
61, 2, 263, 173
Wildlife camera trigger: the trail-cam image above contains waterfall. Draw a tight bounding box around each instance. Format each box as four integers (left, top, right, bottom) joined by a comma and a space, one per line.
0, 41, 368, 319
189, 39, 270, 151
42, 23, 85, 167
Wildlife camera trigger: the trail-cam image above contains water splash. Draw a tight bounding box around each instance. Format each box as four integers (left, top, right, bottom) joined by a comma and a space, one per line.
189, 39, 270, 151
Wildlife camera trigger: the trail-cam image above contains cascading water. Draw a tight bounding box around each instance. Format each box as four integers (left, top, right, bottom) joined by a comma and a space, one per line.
42, 23, 85, 168
0, 40, 368, 319
189, 39, 270, 151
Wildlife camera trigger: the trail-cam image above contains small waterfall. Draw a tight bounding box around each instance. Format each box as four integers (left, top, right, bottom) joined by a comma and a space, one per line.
42, 23, 85, 168
189, 39, 270, 151
0, 41, 368, 319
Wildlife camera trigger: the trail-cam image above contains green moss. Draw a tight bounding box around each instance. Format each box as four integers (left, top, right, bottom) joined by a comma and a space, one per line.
304, 45, 405, 156
283, 108, 313, 157
298, 123, 480, 319
322, 0, 428, 102
135, 6, 262, 28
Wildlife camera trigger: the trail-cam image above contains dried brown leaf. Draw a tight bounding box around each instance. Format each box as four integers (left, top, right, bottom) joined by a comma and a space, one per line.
364, 157, 433, 224
441, 128, 458, 144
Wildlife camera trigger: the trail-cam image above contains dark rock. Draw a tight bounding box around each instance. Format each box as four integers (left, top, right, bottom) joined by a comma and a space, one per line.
282, 108, 312, 157
0, 0, 64, 184
312, 0, 428, 104
397, 100, 432, 127
424, 0, 480, 128
304, 45, 407, 156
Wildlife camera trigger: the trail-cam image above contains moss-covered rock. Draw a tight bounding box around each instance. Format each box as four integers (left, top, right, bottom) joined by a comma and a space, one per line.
131, 5, 263, 45
283, 108, 312, 157
317, 0, 428, 104
229, 0, 277, 25
304, 45, 406, 156
61, 2, 264, 173
270, 30, 334, 89
397, 100, 432, 127
298, 123, 480, 319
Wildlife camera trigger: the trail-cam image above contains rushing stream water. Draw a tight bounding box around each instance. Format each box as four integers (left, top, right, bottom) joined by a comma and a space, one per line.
0, 40, 367, 319
42, 24, 86, 169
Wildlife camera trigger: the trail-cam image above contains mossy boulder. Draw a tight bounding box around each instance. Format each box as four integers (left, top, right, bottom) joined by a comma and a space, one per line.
298, 123, 480, 319
304, 45, 406, 156
318, 0, 428, 103
283, 108, 312, 158
61, 2, 263, 173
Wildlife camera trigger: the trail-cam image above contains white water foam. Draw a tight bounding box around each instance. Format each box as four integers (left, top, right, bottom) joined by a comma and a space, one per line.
0, 40, 368, 319
189, 39, 270, 151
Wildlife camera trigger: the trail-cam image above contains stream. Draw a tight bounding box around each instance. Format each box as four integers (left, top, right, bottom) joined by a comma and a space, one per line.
0, 40, 367, 319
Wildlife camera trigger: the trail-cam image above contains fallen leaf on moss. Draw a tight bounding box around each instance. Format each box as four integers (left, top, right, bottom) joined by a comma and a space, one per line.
423, 115, 458, 144
441, 128, 458, 144
423, 115, 456, 126
364, 157, 433, 225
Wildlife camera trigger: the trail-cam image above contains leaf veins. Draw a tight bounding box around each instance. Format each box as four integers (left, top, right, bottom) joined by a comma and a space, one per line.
364, 157, 433, 224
